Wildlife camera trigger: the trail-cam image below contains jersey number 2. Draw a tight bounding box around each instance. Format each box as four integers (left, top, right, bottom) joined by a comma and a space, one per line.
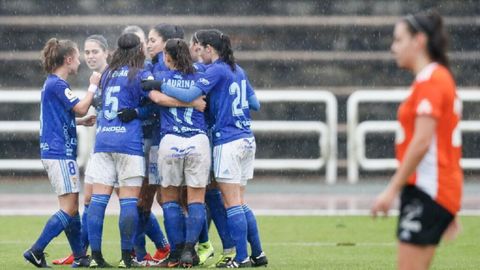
229, 80, 248, 116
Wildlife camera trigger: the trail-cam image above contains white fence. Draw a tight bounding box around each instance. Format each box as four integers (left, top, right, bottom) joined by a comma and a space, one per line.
0, 90, 92, 171
347, 90, 480, 184
0, 89, 338, 183
3, 89, 478, 184
254, 90, 338, 184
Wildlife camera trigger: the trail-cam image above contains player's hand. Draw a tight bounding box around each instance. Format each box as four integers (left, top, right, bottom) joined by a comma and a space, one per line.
117, 108, 138, 123
371, 185, 397, 218
90, 71, 102, 86
82, 114, 96, 126
141, 80, 162, 91
192, 95, 207, 112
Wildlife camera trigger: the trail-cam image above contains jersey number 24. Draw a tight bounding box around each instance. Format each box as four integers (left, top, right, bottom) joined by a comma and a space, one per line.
229, 80, 248, 116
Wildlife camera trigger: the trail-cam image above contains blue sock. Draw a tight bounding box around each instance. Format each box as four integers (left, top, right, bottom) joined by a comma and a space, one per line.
206, 189, 235, 249
242, 204, 263, 257
81, 204, 89, 252
162, 201, 185, 251
119, 198, 139, 251
87, 194, 110, 252
185, 203, 206, 245
31, 210, 71, 253
198, 213, 209, 244
64, 213, 85, 258
146, 212, 169, 249
134, 208, 148, 261
226, 206, 248, 263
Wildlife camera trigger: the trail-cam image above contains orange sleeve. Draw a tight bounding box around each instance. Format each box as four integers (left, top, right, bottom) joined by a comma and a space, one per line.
413, 80, 443, 120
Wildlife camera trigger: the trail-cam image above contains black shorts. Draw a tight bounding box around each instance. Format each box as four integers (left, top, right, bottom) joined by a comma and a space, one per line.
396, 185, 454, 246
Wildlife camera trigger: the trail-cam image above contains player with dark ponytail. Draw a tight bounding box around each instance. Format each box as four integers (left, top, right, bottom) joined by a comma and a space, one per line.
372, 10, 462, 270
86, 33, 154, 268
150, 29, 266, 268
146, 38, 210, 268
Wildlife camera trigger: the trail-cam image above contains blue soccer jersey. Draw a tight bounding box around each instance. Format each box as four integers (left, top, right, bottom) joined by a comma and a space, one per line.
193, 62, 208, 73
146, 53, 169, 143
156, 70, 207, 139
94, 66, 151, 156
40, 74, 80, 159
151, 52, 169, 78
195, 60, 255, 146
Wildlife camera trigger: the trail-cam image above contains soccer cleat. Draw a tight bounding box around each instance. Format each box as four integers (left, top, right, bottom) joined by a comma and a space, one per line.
118, 250, 133, 268
211, 250, 236, 268
71, 256, 90, 268
250, 252, 268, 267
157, 245, 182, 268
52, 253, 74, 265
157, 257, 180, 268
23, 249, 50, 268
179, 244, 200, 268
197, 241, 215, 265
216, 257, 251, 268
132, 253, 160, 267
117, 260, 126, 268
152, 245, 171, 262
89, 252, 112, 268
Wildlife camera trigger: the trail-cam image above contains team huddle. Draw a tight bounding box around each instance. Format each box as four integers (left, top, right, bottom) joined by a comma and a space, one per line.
23, 24, 268, 269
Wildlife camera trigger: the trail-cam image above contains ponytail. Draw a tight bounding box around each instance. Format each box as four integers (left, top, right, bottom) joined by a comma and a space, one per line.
220, 34, 236, 71
41, 38, 78, 73
109, 33, 145, 80
164, 39, 195, 74
195, 29, 236, 71
403, 10, 449, 68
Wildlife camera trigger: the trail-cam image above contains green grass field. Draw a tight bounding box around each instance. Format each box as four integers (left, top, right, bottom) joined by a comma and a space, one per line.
1, 215, 479, 269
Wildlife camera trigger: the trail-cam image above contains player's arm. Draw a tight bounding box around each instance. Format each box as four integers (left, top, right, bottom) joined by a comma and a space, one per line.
76, 114, 96, 126
72, 72, 101, 116
246, 77, 260, 111
148, 90, 206, 111
371, 116, 437, 217
117, 103, 156, 123
247, 93, 260, 111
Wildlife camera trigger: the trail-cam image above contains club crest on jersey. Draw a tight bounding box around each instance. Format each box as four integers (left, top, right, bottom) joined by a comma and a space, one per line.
198, 78, 210, 86
64, 88, 77, 102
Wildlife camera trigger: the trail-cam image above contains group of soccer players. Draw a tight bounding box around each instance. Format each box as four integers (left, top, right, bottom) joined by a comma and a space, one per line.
23, 9, 461, 270
24, 23, 268, 269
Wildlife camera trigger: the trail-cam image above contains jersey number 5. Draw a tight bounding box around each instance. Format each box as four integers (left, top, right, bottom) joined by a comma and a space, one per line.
104, 86, 121, 120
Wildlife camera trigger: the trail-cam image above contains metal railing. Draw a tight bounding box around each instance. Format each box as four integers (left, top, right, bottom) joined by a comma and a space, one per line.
347, 89, 480, 183
0, 90, 92, 171
254, 90, 337, 183
0, 90, 338, 183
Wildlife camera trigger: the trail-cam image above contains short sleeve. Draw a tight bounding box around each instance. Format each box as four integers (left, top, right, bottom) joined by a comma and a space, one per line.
245, 76, 255, 98
195, 65, 223, 95
143, 61, 153, 72
53, 80, 79, 110
413, 81, 443, 119
136, 69, 154, 98
139, 69, 154, 81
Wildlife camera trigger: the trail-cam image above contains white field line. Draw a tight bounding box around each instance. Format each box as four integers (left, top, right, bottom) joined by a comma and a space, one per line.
2, 208, 480, 216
